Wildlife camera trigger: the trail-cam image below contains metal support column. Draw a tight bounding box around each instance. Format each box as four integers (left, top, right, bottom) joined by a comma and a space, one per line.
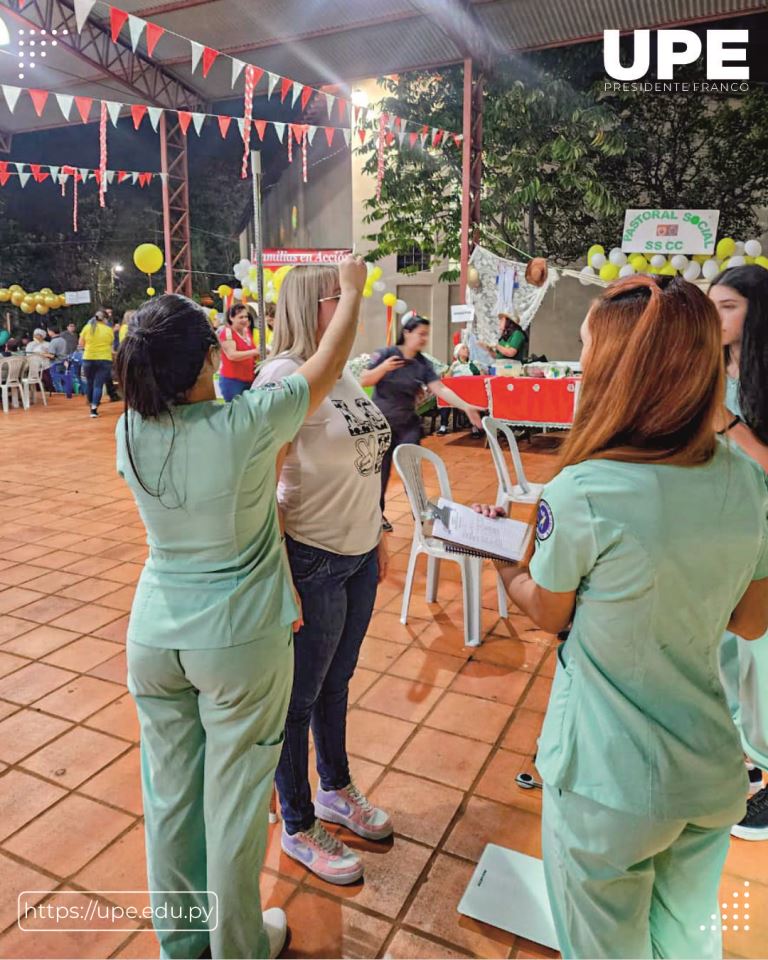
159, 113, 193, 297
459, 59, 484, 300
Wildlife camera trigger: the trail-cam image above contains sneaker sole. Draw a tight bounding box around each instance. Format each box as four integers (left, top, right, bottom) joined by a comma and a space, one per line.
315, 802, 394, 842
280, 839, 363, 885
730, 824, 768, 841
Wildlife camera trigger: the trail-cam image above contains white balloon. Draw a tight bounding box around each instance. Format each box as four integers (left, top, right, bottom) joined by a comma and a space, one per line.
728, 255, 746, 267
670, 255, 689, 271
650, 254, 667, 268
233, 288, 243, 299
734, 241, 746, 256
618, 264, 636, 278
579, 266, 597, 285
702, 259, 721, 280
394, 299, 408, 314
745, 239, 762, 258
590, 253, 606, 269
373, 280, 386, 292
683, 262, 702, 281
609, 248, 627, 266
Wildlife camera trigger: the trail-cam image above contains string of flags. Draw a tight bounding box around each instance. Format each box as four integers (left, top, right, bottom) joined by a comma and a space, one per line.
73, 0, 461, 144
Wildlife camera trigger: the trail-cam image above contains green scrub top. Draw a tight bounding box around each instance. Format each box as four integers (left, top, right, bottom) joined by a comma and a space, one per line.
496, 329, 528, 362
116, 374, 310, 649
725, 375, 742, 418
531, 440, 768, 821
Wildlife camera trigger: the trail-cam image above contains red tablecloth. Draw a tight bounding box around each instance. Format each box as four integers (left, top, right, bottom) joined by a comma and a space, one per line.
439, 375, 580, 428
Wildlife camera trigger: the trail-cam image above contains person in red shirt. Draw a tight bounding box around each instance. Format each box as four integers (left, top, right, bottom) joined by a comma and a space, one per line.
218, 303, 260, 401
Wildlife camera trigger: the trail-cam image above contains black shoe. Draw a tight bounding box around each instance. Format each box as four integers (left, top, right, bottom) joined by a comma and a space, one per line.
731, 784, 768, 840
748, 763, 764, 796
381, 517, 393, 533
470, 428, 481, 439
89, 407, 99, 418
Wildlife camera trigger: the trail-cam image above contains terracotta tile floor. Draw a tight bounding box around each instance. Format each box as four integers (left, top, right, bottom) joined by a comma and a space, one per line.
0, 395, 764, 959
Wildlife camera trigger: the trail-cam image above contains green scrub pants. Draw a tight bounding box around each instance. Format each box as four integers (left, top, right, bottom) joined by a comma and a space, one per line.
127, 630, 293, 960
720, 630, 768, 770
542, 785, 734, 959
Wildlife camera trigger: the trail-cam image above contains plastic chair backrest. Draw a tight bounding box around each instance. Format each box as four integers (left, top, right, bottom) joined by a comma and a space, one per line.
482, 416, 531, 496
0, 358, 8, 385
393, 444, 453, 544
25, 354, 45, 379
6, 356, 25, 383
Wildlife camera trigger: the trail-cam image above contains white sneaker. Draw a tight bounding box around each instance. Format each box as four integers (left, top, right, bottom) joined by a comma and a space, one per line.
281, 820, 363, 884
263, 907, 287, 959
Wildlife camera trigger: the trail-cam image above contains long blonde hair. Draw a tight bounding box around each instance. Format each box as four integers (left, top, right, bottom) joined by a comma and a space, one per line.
270, 265, 339, 361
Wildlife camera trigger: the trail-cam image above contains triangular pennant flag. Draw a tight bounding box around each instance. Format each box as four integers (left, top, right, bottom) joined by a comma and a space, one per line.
75, 96, 93, 123
272, 121, 286, 143
385, 131, 395, 147
79, 168, 91, 182
147, 106, 162, 131
139, 172, 152, 187
30, 163, 44, 183
217, 114, 231, 138
130, 103, 147, 129
158, 173, 168, 186
117, 170, 128, 183
236, 118, 245, 139
128, 15, 145, 52
358, 127, 366, 145
109, 7, 129, 42
2, 86, 22, 113
145, 21, 165, 57
280, 77, 293, 103
324, 92, 335, 119
267, 73, 279, 99
353, 105, 360, 126
74, 0, 96, 32
202, 47, 219, 78
0, 172, 9, 187
251, 67, 264, 88
17, 170, 30, 188
409, 131, 418, 148
323, 126, 334, 147
291, 82, 302, 107
434, 129, 445, 147
93, 169, 102, 186
337, 97, 347, 123
394, 116, 402, 129
105, 100, 122, 126
58, 171, 70, 185
131, 171, 139, 185
253, 118, 267, 141
55, 93, 73, 120
192, 112, 205, 136
290, 123, 303, 144
48, 165, 59, 181
177, 111, 192, 135
307, 125, 317, 146
452, 133, 462, 147
231, 58, 245, 88
28, 89, 49, 117
189, 40, 204, 74
342, 128, 351, 147
14, 162, 25, 176
301, 85, 313, 111
398, 129, 407, 147
106, 170, 115, 184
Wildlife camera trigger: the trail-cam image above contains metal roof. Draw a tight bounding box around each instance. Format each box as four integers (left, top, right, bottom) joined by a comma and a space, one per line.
0, 0, 764, 134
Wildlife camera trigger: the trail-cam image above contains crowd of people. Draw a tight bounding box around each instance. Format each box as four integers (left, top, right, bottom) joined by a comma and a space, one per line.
41, 257, 765, 960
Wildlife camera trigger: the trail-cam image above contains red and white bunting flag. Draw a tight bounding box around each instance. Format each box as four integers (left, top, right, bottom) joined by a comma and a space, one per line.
192, 113, 205, 135
117, 170, 129, 183
189, 41, 204, 74
28, 89, 49, 117
253, 118, 267, 141
217, 114, 231, 138
2, 86, 22, 113
147, 106, 162, 131
73, 0, 95, 33
358, 128, 366, 145
177, 111, 192, 135
324, 127, 335, 147
55, 93, 73, 120
267, 73, 279, 98
342, 128, 351, 148
291, 82, 302, 108
105, 100, 122, 126
75, 96, 93, 123
109, 7, 129, 42
202, 47, 219, 78
337, 98, 347, 123
0, 162, 9, 187
130, 103, 147, 130
145, 22, 165, 56
128, 15, 145, 52
324, 92, 335, 119
30, 163, 47, 183
409, 131, 418, 148
280, 77, 293, 103
300, 85, 313, 111
231, 58, 245, 88
273, 122, 286, 143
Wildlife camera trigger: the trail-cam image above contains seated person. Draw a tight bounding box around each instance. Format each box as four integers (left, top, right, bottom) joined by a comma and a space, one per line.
438, 342, 485, 436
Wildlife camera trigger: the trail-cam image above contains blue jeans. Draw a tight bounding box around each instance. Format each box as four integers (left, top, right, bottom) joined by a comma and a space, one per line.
219, 376, 251, 402
276, 536, 379, 834
82, 359, 113, 408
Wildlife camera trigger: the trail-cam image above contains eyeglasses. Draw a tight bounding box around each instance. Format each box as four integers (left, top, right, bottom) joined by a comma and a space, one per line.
318, 293, 341, 303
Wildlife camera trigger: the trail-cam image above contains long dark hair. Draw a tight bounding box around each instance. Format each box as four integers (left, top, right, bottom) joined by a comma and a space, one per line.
114, 294, 219, 498
710, 265, 768, 444
396, 312, 430, 347
499, 313, 526, 343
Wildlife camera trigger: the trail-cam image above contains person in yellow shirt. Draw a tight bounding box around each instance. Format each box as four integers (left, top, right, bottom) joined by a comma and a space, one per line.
79, 312, 116, 418
118, 309, 136, 345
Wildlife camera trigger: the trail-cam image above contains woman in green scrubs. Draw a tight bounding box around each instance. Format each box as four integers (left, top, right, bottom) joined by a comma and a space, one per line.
479, 275, 768, 958
114, 256, 367, 960
711, 265, 768, 839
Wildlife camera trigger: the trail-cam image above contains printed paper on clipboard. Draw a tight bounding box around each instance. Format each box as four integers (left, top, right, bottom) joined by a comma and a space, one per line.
431, 498, 531, 563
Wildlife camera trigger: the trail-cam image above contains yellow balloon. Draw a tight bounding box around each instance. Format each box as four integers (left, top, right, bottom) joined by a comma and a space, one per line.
720, 259, 730, 271
45, 295, 58, 308
208, 308, 219, 321
40, 287, 52, 296
629, 254, 649, 271
716, 237, 736, 260
146, 287, 156, 296
8, 284, 22, 294
33, 294, 45, 306
242, 286, 251, 297
370, 266, 383, 282
362, 287, 373, 299
248, 266, 259, 281
587, 244, 605, 263
0, 289, 9, 303
599, 263, 620, 282
755, 256, 768, 270
57, 295, 67, 308
35, 303, 49, 315
745, 256, 756, 265
10, 291, 24, 306
659, 263, 677, 276
382, 292, 398, 307
133, 243, 164, 275
20, 301, 34, 314
693, 254, 710, 263
217, 284, 232, 298
273, 265, 292, 291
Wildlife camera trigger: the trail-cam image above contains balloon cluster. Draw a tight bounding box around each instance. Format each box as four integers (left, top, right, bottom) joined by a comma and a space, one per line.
382, 292, 408, 314
0, 285, 67, 315
133, 243, 164, 296
580, 238, 768, 285
230, 259, 294, 304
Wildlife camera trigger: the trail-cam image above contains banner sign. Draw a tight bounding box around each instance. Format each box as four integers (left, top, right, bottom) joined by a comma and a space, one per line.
621, 209, 720, 255
64, 290, 91, 305
260, 248, 352, 266
450, 304, 475, 325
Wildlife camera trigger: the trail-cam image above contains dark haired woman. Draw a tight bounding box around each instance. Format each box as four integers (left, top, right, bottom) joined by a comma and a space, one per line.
360, 312, 484, 530
477, 275, 768, 958
218, 302, 260, 401
114, 256, 368, 960
711, 264, 768, 840
479, 312, 529, 363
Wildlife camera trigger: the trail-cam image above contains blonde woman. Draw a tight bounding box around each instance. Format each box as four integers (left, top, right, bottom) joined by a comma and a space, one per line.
254, 266, 393, 885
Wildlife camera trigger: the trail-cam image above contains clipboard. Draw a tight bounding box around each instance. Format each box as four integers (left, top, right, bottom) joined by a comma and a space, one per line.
425, 499, 531, 564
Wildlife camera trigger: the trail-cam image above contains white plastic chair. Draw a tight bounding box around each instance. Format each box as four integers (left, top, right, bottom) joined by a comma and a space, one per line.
393, 444, 508, 647
22, 355, 47, 407
0, 357, 26, 413
483, 416, 544, 508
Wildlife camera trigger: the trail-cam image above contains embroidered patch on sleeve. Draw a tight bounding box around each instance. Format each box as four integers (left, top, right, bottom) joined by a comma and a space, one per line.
536, 499, 554, 541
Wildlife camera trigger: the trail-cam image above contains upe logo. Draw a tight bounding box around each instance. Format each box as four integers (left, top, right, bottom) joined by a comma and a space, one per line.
603, 29, 749, 81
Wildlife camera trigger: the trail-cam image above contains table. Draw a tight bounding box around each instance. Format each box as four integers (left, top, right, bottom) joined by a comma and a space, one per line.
438, 375, 581, 429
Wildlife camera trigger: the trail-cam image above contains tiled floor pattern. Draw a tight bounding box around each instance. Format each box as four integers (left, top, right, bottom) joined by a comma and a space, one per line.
0, 395, 764, 959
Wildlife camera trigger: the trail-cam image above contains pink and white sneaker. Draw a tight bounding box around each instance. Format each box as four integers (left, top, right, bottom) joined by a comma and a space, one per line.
281, 820, 363, 885
315, 781, 393, 841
